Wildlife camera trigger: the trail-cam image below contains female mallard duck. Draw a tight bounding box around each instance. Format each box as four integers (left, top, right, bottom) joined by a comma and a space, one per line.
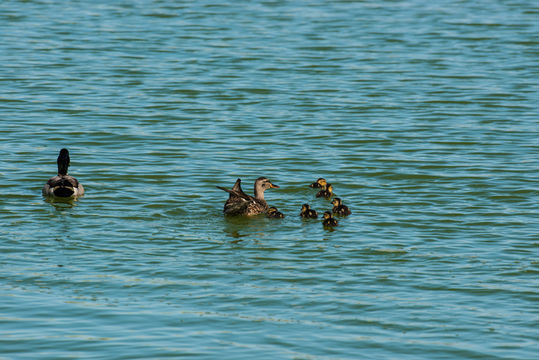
309, 178, 327, 188
322, 211, 338, 227
316, 183, 334, 199
217, 177, 279, 216
42, 148, 84, 198
267, 206, 284, 218
332, 197, 351, 216
300, 203, 318, 218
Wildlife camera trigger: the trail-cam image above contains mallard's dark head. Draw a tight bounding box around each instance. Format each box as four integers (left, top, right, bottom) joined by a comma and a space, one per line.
323, 211, 332, 220
332, 197, 342, 207
57, 148, 70, 175
301, 203, 310, 213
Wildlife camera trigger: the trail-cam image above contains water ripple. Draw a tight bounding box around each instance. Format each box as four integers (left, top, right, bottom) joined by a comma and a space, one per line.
1, 0, 538, 359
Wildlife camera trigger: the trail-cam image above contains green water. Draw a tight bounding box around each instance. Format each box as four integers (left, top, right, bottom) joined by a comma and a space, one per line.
1, 1, 538, 359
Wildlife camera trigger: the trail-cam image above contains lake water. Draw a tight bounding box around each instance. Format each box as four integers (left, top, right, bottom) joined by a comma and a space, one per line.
1, 1, 538, 359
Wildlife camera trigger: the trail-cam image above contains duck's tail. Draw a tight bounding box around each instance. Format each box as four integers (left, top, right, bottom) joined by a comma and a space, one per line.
53, 186, 75, 197
231, 178, 242, 192
45, 176, 80, 198
217, 178, 250, 200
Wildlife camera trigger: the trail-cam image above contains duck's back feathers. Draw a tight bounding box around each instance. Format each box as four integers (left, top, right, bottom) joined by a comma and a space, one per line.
316, 184, 334, 199
323, 218, 339, 227
43, 175, 84, 198
222, 196, 267, 216
322, 211, 339, 227
217, 178, 269, 216
267, 207, 284, 218
333, 205, 351, 216
43, 148, 84, 198
316, 189, 331, 199
331, 197, 351, 216
300, 204, 318, 218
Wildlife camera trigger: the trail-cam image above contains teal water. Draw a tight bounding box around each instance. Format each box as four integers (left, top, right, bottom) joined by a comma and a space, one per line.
1, 0, 538, 359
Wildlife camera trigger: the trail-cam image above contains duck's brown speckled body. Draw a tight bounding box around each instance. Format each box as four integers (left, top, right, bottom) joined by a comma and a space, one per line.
322, 211, 339, 227
332, 197, 351, 216
42, 148, 84, 198
300, 203, 318, 219
316, 183, 334, 199
217, 177, 279, 216
267, 207, 284, 218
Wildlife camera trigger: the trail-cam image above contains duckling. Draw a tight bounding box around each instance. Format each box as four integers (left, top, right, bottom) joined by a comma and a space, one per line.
267, 207, 284, 218
331, 197, 351, 216
309, 178, 327, 189
42, 148, 84, 198
316, 183, 334, 199
217, 177, 279, 216
300, 203, 318, 218
322, 211, 338, 227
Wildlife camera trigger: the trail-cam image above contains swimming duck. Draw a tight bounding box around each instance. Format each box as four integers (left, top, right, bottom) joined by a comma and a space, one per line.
217, 177, 279, 216
332, 197, 351, 216
300, 203, 318, 218
322, 211, 338, 227
42, 148, 84, 198
316, 183, 334, 199
309, 178, 327, 188
267, 206, 285, 218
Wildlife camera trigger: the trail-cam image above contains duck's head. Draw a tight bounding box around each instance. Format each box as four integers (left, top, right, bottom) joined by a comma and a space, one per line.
301, 203, 310, 212
326, 184, 333, 193
332, 197, 342, 206
57, 148, 70, 175
323, 211, 333, 220
256, 177, 279, 190
254, 177, 279, 199
317, 178, 327, 187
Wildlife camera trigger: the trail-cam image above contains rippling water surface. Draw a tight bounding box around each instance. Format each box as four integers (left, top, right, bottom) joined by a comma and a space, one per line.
1, 1, 538, 359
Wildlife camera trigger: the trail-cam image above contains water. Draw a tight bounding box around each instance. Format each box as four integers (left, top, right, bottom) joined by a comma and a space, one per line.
1, 0, 538, 359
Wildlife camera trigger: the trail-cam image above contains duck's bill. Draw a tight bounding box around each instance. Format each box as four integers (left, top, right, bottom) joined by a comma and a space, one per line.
270, 183, 279, 188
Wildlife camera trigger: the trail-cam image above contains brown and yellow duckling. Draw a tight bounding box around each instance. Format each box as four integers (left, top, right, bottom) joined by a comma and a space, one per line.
42, 148, 84, 198
322, 211, 338, 227
300, 203, 318, 218
331, 197, 351, 216
316, 183, 334, 199
217, 177, 279, 216
267, 207, 285, 219
309, 178, 327, 189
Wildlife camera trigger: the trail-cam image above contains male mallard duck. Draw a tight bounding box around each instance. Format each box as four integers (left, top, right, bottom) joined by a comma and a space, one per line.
217, 177, 279, 216
316, 183, 334, 199
267, 206, 284, 218
309, 178, 327, 188
322, 211, 338, 227
42, 148, 84, 198
300, 203, 318, 218
332, 197, 351, 216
